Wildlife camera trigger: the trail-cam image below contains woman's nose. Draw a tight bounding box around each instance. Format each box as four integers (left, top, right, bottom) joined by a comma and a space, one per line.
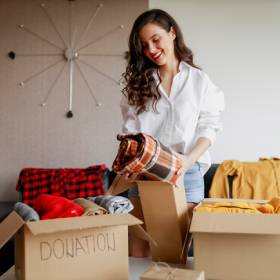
148, 43, 157, 54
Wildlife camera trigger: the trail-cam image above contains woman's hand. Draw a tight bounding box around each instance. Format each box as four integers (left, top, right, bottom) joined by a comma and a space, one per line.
174, 137, 211, 186
123, 172, 141, 183
175, 153, 193, 187
176, 153, 193, 175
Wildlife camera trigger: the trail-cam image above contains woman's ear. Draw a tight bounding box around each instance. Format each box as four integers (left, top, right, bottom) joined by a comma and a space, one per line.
170, 26, 176, 40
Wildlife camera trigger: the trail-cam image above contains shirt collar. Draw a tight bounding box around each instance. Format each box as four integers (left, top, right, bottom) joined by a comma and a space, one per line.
179, 61, 190, 72
153, 61, 190, 81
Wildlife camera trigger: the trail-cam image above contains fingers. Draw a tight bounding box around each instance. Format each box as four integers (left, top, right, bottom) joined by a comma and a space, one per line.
176, 173, 185, 188
123, 172, 138, 182
176, 168, 182, 176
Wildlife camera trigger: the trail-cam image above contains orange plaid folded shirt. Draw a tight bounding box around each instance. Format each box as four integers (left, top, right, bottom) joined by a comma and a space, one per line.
112, 133, 181, 185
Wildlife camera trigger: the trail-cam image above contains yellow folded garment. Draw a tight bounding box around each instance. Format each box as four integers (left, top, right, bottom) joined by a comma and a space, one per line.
256, 203, 275, 214
73, 198, 107, 216
194, 202, 263, 214
194, 199, 280, 214
209, 159, 280, 200
266, 197, 280, 213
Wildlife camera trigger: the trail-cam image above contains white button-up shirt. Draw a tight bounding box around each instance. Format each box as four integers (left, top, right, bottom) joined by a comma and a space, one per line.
120, 61, 224, 174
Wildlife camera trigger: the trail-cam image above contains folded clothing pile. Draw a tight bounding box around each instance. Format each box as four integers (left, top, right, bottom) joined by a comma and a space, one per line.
194, 197, 280, 214
13, 193, 133, 221
16, 165, 107, 207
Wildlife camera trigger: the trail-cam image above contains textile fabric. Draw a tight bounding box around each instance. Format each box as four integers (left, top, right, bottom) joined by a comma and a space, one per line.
88, 195, 134, 214
73, 198, 107, 216
112, 133, 181, 185
183, 162, 204, 203
209, 158, 280, 199
16, 165, 106, 207
14, 202, 40, 221
195, 198, 280, 214
33, 194, 84, 220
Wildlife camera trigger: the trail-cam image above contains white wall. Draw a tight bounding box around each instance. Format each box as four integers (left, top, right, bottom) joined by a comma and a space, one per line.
150, 0, 280, 162
1, 0, 279, 201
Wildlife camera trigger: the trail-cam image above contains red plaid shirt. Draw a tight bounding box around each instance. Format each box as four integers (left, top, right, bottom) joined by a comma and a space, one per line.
16, 165, 107, 207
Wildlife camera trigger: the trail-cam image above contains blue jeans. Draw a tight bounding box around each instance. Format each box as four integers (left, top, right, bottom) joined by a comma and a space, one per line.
184, 162, 204, 203
128, 163, 204, 203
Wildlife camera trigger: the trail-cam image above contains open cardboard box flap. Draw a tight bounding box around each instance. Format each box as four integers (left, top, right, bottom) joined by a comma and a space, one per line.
106, 174, 180, 196
0, 211, 24, 249
106, 174, 137, 195
106, 175, 158, 245
191, 198, 280, 235
0, 210, 142, 248
107, 174, 189, 263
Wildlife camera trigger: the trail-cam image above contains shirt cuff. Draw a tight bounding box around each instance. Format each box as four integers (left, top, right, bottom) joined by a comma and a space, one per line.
196, 127, 217, 146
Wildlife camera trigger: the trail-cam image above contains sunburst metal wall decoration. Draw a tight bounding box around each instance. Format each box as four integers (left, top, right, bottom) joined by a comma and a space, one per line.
8, 0, 124, 118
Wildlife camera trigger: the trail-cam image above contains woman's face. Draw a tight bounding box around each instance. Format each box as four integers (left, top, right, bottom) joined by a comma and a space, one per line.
139, 23, 176, 66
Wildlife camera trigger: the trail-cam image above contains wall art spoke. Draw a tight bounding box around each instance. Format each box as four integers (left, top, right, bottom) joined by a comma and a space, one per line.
41, 61, 68, 107
78, 58, 119, 85
77, 24, 124, 51
15, 53, 63, 57
18, 24, 64, 50
40, 3, 68, 48
79, 53, 123, 57
73, 3, 103, 49
75, 60, 101, 107
19, 59, 64, 86
9, 0, 124, 118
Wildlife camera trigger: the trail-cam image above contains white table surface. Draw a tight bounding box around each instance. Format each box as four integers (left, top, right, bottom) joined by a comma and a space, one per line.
0, 257, 194, 280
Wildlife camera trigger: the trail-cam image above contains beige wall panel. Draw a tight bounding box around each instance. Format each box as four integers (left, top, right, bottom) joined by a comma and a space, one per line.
0, 0, 148, 201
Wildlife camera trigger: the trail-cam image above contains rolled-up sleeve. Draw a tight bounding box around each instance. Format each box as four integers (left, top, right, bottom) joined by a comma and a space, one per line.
196, 76, 225, 145
120, 95, 140, 133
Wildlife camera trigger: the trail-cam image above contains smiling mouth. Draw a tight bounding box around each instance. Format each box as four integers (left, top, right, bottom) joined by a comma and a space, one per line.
152, 52, 162, 60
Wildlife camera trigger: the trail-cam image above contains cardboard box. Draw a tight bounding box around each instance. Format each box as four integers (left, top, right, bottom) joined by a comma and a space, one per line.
108, 175, 189, 263
140, 263, 205, 280
0, 211, 142, 280
190, 198, 280, 280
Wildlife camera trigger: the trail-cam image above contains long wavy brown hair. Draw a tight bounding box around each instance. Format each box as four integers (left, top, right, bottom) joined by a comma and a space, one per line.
122, 9, 200, 114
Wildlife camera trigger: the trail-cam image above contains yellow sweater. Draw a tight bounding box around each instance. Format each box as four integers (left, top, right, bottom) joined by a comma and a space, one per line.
194, 198, 280, 214
209, 158, 280, 199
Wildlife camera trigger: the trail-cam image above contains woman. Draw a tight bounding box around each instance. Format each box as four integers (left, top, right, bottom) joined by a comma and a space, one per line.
120, 9, 224, 256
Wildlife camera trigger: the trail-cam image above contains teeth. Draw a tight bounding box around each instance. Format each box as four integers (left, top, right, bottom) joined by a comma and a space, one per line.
153, 52, 161, 59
